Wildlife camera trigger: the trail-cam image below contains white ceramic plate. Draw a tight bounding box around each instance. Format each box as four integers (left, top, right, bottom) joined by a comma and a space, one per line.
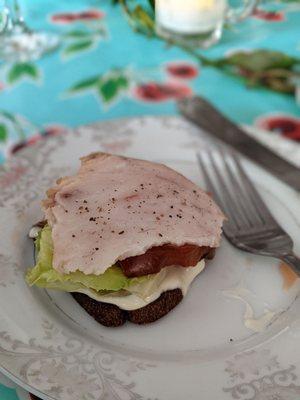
1, 116, 300, 400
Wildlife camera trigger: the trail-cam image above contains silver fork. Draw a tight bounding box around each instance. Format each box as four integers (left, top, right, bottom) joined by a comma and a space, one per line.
197, 146, 300, 276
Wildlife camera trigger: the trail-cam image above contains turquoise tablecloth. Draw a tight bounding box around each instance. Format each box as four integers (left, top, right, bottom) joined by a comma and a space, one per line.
0, 0, 299, 398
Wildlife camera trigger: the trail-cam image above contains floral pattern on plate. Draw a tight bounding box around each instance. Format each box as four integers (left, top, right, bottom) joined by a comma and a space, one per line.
224, 350, 300, 399
0, 320, 155, 400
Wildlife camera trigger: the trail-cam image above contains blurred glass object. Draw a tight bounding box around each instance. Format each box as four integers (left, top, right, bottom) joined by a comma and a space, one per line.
155, 0, 259, 48
0, 0, 60, 62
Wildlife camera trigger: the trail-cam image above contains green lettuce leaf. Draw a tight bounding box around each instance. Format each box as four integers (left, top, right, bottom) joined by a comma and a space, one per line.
26, 225, 149, 293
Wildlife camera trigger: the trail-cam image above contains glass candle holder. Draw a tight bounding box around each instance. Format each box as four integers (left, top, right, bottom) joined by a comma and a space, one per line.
155, 0, 258, 48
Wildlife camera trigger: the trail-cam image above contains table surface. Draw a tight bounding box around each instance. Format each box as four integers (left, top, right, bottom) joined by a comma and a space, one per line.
0, 0, 299, 398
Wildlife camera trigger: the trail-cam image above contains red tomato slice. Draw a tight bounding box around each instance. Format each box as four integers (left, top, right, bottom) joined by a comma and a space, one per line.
119, 244, 214, 277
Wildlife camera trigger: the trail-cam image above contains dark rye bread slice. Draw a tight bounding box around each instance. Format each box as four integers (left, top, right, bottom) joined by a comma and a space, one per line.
71, 289, 183, 327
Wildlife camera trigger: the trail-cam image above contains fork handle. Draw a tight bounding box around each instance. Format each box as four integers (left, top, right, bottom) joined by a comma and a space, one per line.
281, 253, 300, 277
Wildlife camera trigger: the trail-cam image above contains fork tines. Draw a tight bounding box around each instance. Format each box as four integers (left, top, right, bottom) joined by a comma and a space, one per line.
196, 146, 279, 235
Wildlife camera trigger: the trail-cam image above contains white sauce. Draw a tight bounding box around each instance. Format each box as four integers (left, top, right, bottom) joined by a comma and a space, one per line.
222, 284, 275, 332
244, 309, 275, 332
29, 226, 42, 238
76, 260, 206, 311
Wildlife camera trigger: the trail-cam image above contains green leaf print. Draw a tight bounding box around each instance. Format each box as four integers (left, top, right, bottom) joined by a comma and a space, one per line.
63, 39, 94, 57
63, 30, 93, 39
68, 70, 129, 105
98, 79, 119, 102
116, 75, 129, 89
0, 124, 7, 142
98, 74, 129, 103
68, 76, 100, 93
7, 62, 39, 84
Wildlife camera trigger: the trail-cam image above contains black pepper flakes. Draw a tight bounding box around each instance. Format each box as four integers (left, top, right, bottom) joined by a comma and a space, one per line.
157, 194, 163, 198
95, 247, 99, 251
118, 230, 125, 235
159, 233, 163, 237
72, 234, 76, 238
83, 200, 87, 204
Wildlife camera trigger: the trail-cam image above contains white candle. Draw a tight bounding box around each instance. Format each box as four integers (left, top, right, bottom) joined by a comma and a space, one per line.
156, 0, 226, 34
